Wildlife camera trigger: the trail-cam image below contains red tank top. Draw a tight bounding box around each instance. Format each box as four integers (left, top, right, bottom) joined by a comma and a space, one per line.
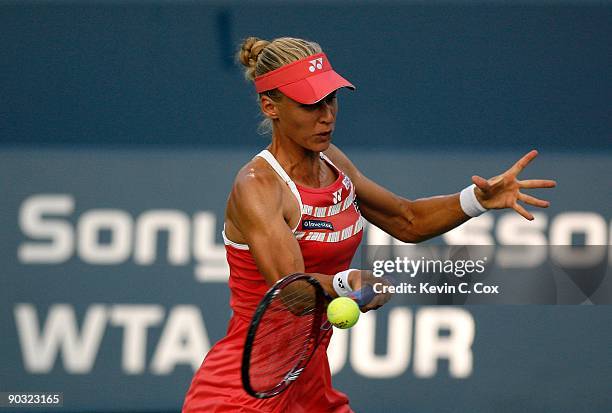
223, 149, 364, 318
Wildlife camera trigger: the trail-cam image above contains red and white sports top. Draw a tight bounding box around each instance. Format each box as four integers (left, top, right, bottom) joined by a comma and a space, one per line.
183, 149, 361, 413
223, 149, 364, 318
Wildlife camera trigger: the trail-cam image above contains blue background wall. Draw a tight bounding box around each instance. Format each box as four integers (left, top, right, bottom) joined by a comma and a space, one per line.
1, 1, 610, 151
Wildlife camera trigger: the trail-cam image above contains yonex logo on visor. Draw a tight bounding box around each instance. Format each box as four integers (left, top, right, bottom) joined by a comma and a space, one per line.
254, 52, 355, 105
308, 57, 324, 72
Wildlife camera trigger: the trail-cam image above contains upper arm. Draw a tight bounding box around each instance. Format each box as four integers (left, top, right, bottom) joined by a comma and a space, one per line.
324, 144, 417, 234
227, 165, 305, 285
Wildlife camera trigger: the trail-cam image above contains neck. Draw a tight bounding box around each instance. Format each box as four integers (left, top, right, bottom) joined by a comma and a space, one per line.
268, 132, 323, 187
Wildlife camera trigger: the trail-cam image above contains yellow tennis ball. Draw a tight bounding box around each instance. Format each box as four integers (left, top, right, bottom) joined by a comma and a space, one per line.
327, 297, 360, 329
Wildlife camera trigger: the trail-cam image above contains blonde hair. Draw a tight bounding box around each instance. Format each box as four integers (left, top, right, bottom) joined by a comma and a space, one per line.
237, 36, 323, 134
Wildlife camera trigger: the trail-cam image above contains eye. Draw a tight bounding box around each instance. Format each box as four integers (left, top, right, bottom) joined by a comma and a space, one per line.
301, 94, 337, 110
300, 103, 319, 111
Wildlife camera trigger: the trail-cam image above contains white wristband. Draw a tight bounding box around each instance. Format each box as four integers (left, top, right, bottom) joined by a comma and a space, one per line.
460, 184, 487, 217
333, 269, 356, 297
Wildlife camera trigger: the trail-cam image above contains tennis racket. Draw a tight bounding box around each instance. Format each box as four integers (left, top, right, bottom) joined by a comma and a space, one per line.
241, 273, 329, 399
241, 272, 378, 399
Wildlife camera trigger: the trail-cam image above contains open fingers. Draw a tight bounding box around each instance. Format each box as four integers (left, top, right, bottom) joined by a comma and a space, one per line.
519, 179, 557, 189
518, 192, 550, 208
513, 202, 534, 220
509, 149, 538, 175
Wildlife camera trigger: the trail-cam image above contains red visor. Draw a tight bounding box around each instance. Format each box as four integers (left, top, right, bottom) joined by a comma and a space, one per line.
254, 53, 355, 104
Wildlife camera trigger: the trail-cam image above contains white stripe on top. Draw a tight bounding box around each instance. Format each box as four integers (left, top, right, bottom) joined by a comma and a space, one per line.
256, 149, 304, 232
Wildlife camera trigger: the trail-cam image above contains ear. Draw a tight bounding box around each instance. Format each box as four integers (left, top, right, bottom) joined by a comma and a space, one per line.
260, 95, 280, 120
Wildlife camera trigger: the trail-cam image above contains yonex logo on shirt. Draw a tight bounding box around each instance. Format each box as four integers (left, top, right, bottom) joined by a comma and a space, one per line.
308, 57, 324, 72
332, 189, 342, 204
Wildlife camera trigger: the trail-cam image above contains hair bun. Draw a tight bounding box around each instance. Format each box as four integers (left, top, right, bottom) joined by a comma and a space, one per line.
238, 37, 270, 80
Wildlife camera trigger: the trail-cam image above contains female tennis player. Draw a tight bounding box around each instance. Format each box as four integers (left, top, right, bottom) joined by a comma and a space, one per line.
182, 36, 556, 412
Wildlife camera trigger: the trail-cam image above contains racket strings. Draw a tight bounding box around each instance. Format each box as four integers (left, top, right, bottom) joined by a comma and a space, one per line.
252, 341, 317, 383
252, 339, 315, 379
243, 275, 327, 397
251, 306, 317, 339
249, 310, 316, 368
251, 341, 315, 388
248, 284, 319, 341
251, 316, 315, 353
250, 325, 316, 367
254, 287, 318, 332
266, 300, 316, 316
271, 284, 319, 313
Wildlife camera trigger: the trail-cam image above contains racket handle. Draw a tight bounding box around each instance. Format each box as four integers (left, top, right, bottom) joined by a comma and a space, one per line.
347, 284, 376, 307
346, 275, 398, 307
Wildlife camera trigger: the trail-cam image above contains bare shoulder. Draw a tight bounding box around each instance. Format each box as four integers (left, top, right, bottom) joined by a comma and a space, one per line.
226, 154, 297, 244
231, 156, 284, 206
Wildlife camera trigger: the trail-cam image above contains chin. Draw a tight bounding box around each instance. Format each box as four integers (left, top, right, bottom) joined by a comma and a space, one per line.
311, 135, 332, 152
311, 141, 331, 153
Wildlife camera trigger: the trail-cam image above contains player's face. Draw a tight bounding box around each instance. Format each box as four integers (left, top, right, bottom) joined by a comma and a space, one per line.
275, 91, 338, 152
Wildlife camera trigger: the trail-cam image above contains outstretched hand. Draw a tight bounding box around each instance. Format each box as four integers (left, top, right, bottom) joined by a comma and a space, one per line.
472, 150, 556, 220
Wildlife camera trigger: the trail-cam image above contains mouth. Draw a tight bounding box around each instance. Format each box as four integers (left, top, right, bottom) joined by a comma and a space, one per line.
315, 130, 333, 138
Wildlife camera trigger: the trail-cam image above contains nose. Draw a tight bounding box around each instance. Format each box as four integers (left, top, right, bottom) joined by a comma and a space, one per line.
319, 101, 335, 124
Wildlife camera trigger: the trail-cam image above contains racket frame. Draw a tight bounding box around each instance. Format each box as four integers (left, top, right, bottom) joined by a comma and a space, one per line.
241, 273, 330, 399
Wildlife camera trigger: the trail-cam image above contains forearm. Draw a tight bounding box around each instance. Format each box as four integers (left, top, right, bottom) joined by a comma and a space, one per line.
310, 273, 338, 297
328, 145, 554, 243
362, 192, 470, 243
407, 193, 471, 241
